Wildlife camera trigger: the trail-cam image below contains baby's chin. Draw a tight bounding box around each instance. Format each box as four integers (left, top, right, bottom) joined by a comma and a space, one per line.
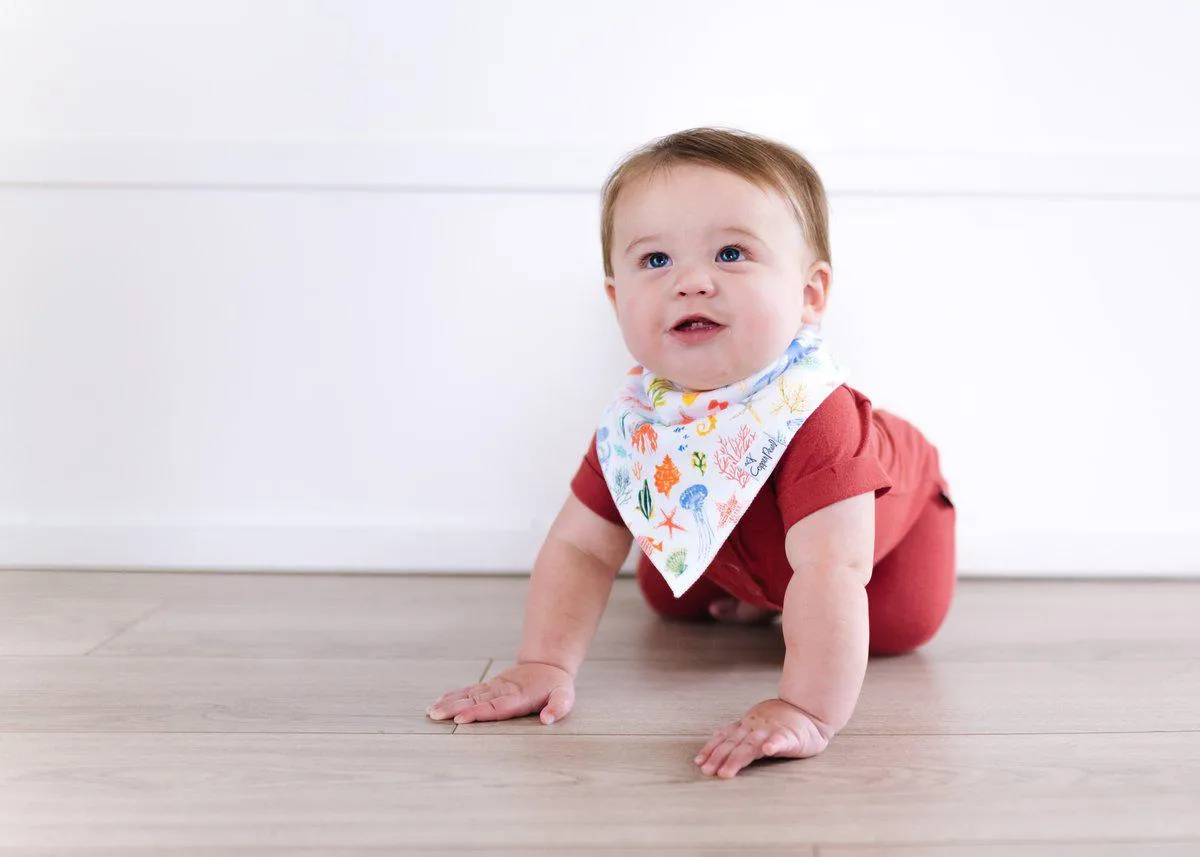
655, 363, 746, 393
634, 327, 791, 391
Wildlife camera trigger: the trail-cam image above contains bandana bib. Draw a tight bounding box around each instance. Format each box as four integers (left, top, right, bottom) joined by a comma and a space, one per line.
596, 323, 848, 598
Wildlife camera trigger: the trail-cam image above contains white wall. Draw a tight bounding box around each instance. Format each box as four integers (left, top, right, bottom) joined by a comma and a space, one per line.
1, 0, 1197, 577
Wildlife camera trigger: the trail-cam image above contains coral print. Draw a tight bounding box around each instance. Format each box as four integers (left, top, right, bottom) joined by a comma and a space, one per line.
613, 468, 633, 505
772, 378, 811, 415
714, 425, 756, 489
596, 324, 848, 598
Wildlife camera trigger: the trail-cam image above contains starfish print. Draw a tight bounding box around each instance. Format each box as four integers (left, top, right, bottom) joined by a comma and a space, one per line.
731, 392, 765, 426
715, 494, 743, 528
656, 506, 687, 538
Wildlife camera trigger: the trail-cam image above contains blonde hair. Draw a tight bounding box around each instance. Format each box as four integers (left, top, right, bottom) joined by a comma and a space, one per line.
600, 126, 831, 279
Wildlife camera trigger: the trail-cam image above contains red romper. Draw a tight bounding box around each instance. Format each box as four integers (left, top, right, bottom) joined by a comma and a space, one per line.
570, 384, 956, 656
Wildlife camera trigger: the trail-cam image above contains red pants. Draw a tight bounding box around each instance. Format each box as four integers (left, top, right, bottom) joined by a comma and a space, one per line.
635, 490, 956, 656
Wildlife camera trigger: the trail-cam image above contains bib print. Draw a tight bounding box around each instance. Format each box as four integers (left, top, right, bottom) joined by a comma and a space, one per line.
596, 323, 848, 598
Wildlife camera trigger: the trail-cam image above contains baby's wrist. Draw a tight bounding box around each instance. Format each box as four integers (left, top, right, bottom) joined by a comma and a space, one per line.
515, 656, 576, 678
775, 695, 837, 743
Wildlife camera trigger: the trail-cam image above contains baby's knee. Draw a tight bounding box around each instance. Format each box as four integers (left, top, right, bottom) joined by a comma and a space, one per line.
869, 605, 949, 656
635, 560, 722, 621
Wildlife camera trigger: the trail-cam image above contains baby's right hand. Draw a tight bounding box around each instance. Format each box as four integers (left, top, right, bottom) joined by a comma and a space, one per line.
426, 662, 576, 725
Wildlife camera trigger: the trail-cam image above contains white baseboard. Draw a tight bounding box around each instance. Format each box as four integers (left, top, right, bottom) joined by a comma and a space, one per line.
2, 140, 1198, 197
0, 524, 1196, 578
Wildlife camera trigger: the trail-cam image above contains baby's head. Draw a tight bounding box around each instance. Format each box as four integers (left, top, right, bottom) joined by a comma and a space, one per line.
600, 127, 832, 392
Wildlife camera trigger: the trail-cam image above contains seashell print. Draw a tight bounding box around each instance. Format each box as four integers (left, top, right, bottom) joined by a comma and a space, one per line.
654, 455, 680, 497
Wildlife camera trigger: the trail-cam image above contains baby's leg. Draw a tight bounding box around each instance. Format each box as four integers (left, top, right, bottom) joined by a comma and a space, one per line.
635, 554, 779, 623
635, 554, 728, 620
866, 486, 957, 656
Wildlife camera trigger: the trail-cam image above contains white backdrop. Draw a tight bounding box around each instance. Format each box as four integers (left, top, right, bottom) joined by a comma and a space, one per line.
1, 0, 1197, 576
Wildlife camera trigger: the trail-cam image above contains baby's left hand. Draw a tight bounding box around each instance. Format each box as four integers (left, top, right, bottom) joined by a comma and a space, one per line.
694, 697, 834, 779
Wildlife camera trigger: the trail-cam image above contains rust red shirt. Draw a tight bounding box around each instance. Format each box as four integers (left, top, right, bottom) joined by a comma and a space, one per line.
569, 384, 951, 610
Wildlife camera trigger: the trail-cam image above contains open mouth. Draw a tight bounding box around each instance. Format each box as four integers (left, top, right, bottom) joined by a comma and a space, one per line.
670, 315, 726, 343
672, 315, 723, 332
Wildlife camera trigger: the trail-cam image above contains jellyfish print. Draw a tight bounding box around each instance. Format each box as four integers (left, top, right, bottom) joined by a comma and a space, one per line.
597, 426, 611, 465
679, 484, 716, 558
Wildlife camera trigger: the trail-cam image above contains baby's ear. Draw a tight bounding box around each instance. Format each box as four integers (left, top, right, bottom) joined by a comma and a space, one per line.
604, 279, 618, 316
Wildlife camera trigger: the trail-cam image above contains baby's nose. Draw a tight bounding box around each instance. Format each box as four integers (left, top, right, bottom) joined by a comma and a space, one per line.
675, 277, 713, 296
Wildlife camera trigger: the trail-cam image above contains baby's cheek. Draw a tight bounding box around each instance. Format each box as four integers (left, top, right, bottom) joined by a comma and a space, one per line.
618, 306, 660, 364
740, 310, 786, 347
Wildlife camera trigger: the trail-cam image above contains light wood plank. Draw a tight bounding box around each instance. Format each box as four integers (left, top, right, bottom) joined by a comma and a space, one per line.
74, 571, 789, 663
0, 732, 1196, 849
4, 850, 1196, 857
822, 845, 1200, 857
0, 582, 164, 656
0, 658, 487, 734
920, 579, 1200, 662
0, 851, 816, 856
461, 657, 1200, 736
0, 572, 1186, 664
7, 572, 1198, 663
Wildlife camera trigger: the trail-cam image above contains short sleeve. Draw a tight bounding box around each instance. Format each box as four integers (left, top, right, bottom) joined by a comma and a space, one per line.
569, 431, 626, 526
774, 385, 893, 533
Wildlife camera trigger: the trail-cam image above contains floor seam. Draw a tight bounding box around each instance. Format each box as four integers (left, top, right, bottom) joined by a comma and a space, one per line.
83, 601, 170, 656
451, 657, 494, 735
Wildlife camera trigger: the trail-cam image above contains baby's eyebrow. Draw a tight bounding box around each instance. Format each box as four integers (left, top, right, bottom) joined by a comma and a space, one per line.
624, 226, 763, 256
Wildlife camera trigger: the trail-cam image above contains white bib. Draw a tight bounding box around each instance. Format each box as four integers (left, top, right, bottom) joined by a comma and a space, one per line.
596, 323, 848, 598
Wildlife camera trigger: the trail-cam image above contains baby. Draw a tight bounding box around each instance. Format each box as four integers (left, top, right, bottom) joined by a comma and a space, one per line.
427, 127, 957, 778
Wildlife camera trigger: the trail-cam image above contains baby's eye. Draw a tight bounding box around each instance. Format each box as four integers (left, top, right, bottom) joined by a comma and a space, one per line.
718, 245, 744, 263
641, 252, 670, 269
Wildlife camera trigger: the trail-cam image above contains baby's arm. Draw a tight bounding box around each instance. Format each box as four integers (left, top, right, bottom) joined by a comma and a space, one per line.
517, 492, 633, 676
777, 490, 874, 734
427, 492, 632, 725
694, 491, 874, 777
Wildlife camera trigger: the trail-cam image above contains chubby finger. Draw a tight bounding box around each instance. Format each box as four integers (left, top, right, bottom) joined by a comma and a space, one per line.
700, 730, 746, 776
716, 732, 769, 778
540, 684, 574, 725
428, 694, 485, 721
428, 686, 503, 720
437, 682, 487, 702
694, 727, 734, 766
453, 692, 529, 724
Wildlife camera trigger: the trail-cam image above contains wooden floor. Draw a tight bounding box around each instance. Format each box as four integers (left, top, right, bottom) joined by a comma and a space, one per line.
0, 571, 1198, 855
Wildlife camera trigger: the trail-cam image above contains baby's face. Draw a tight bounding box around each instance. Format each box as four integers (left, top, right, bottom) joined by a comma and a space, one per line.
605, 163, 828, 392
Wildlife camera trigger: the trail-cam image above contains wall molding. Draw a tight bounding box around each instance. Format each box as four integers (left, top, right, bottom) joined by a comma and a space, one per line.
0, 524, 1196, 578
1, 140, 1198, 198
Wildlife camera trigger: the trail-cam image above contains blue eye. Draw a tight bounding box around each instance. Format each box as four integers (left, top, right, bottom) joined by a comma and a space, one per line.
638, 244, 748, 270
